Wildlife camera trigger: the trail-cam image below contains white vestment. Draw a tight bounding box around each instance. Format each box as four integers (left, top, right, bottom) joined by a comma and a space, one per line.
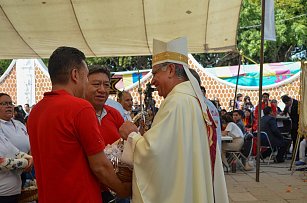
127, 82, 227, 203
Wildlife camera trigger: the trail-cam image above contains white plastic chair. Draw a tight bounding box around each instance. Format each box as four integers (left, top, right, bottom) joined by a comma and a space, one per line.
227, 133, 254, 171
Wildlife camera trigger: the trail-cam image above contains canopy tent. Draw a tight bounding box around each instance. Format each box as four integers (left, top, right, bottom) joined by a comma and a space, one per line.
0, 0, 242, 59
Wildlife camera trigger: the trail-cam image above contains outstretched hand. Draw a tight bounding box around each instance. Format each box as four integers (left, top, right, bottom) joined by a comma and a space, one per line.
119, 121, 138, 140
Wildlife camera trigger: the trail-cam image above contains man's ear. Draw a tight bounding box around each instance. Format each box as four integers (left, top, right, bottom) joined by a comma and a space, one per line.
168, 64, 176, 78
71, 68, 79, 83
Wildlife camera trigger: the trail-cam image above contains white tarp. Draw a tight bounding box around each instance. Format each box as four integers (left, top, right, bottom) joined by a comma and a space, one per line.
0, 0, 242, 59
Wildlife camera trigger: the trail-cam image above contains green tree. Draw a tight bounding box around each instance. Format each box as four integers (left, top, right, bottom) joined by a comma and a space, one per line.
238, 0, 307, 63
0, 59, 12, 75
86, 55, 151, 71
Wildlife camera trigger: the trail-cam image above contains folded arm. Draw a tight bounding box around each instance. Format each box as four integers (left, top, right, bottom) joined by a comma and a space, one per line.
0, 156, 28, 171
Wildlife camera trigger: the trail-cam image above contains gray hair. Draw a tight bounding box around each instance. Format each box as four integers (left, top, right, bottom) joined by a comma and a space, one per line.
174, 63, 188, 81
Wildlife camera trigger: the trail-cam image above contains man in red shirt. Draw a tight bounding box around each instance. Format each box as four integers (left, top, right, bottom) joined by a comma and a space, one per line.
85, 65, 124, 146
27, 47, 131, 203
85, 65, 129, 202
253, 92, 277, 131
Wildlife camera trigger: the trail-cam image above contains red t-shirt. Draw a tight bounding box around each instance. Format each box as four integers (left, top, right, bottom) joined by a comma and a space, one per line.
27, 90, 105, 203
99, 105, 124, 145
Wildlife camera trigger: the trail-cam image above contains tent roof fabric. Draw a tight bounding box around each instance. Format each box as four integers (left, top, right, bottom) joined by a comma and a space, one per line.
0, 0, 242, 59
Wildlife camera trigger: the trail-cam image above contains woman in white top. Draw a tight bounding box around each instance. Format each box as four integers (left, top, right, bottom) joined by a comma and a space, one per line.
0, 93, 30, 154
221, 114, 244, 168
0, 93, 33, 203
0, 132, 32, 203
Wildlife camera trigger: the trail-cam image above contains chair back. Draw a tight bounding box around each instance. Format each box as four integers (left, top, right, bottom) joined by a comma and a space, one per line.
260, 131, 273, 149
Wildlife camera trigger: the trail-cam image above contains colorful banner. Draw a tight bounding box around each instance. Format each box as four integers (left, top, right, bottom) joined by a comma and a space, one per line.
113, 70, 151, 90
204, 62, 301, 88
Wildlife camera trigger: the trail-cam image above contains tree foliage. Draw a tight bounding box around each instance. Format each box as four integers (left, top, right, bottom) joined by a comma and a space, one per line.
86, 56, 152, 71
0, 59, 12, 75
195, 0, 306, 67
238, 0, 306, 63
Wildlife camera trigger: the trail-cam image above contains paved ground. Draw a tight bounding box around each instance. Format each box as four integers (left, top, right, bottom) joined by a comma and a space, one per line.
225, 159, 307, 203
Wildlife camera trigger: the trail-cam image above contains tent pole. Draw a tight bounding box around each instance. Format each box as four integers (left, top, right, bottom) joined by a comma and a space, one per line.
256, 0, 266, 182
233, 53, 241, 111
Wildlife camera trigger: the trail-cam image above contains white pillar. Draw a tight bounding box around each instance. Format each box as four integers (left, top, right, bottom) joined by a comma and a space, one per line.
16, 59, 36, 106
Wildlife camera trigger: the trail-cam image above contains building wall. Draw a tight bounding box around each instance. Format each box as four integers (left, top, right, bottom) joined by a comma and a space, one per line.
0, 66, 17, 103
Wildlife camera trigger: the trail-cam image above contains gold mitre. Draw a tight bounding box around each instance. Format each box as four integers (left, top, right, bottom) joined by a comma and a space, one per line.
152, 37, 188, 67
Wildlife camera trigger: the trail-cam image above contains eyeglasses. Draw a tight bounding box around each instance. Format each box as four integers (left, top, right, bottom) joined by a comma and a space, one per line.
0, 101, 14, 106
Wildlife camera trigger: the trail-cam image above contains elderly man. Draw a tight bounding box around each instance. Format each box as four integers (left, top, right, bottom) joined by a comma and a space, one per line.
117, 91, 133, 121
85, 65, 130, 203
27, 47, 130, 203
119, 37, 228, 203
85, 65, 124, 145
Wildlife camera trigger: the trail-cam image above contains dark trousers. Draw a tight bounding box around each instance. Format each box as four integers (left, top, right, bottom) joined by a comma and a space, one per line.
0, 195, 19, 203
102, 191, 115, 203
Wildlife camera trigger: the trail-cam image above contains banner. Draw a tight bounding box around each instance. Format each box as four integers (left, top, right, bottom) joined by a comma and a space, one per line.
264, 0, 276, 41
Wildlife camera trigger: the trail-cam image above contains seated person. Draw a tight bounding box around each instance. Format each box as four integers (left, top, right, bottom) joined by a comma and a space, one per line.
260, 106, 287, 162
232, 110, 246, 134
296, 137, 307, 166
221, 114, 244, 168
242, 108, 254, 133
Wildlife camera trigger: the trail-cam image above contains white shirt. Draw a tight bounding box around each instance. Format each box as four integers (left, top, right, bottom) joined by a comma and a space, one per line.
0, 119, 30, 153
0, 130, 22, 196
96, 108, 107, 124
204, 98, 222, 150
123, 110, 132, 121
225, 122, 244, 138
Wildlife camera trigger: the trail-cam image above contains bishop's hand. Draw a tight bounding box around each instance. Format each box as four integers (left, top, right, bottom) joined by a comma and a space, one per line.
119, 121, 138, 140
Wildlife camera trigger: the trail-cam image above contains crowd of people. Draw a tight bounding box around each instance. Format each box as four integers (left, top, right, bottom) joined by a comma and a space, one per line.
218, 91, 302, 167
0, 36, 305, 203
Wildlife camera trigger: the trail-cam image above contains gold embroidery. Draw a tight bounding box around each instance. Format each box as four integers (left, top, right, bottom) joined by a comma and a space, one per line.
152, 51, 188, 64
208, 126, 213, 147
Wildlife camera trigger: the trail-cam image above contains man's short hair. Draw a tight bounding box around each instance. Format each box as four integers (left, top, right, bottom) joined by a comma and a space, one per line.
0, 93, 10, 99
262, 92, 270, 97
88, 65, 111, 80
271, 99, 278, 103
117, 90, 130, 101
281, 95, 291, 103
173, 63, 187, 81
263, 106, 272, 115
233, 109, 244, 117
48, 46, 86, 85
222, 114, 234, 123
